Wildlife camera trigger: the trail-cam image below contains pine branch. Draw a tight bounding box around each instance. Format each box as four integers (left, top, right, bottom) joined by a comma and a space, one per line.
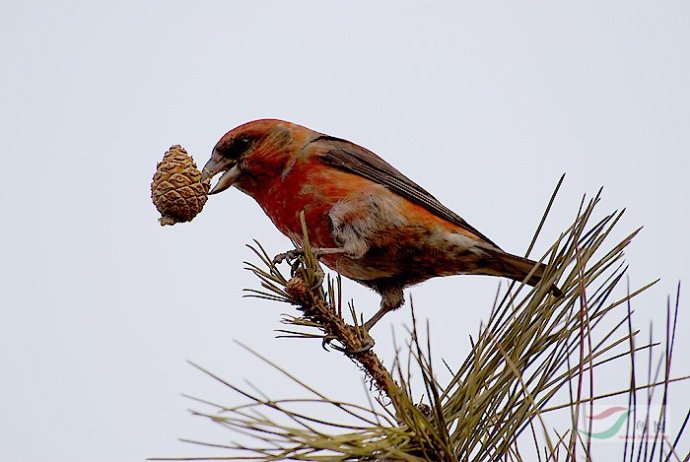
153, 182, 690, 462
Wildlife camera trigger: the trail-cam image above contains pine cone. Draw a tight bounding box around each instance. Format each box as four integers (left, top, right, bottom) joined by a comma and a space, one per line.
286, 275, 309, 303
151, 145, 210, 226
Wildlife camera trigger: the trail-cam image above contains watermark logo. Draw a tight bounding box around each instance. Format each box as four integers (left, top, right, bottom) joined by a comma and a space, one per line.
578, 405, 670, 443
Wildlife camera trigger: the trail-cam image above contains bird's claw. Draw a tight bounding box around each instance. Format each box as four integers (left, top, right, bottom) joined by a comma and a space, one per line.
274, 247, 346, 266
321, 331, 375, 355
274, 249, 329, 278
339, 327, 377, 355
321, 335, 337, 350
273, 249, 304, 265
344, 338, 376, 355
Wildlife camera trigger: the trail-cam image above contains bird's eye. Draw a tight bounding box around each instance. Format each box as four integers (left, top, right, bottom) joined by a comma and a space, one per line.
217, 136, 254, 159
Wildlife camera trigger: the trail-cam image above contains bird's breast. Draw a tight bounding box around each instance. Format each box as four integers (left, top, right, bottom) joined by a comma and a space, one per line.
241, 161, 369, 249
238, 159, 493, 287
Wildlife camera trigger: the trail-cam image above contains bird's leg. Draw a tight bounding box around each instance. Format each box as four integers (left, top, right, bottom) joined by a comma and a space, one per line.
362, 309, 388, 333
348, 289, 403, 354
273, 247, 346, 265
273, 249, 301, 265
363, 287, 404, 332
314, 247, 348, 258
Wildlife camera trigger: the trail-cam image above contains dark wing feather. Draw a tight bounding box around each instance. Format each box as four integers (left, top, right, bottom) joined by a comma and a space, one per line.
313, 135, 499, 248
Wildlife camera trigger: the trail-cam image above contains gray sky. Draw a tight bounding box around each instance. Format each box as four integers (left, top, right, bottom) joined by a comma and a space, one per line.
2, 1, 689, 461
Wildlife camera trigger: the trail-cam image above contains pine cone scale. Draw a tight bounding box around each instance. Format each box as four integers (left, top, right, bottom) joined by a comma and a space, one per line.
151, 145, 210, 226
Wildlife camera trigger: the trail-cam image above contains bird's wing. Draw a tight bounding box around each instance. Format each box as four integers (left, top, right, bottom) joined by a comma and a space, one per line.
313, 135, 499, 247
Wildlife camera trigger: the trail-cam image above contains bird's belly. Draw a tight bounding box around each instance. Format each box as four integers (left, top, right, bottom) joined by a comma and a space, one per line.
322, 227, 487, 286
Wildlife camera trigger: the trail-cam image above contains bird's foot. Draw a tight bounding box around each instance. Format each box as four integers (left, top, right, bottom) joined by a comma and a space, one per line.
347, 323, 376, 354
321, 328, 375, 355
273, 247, 346, 265
273, 249, 303, 265
321, 335, 338, 351
327, 334, 376, 355
345, 336, 376, 355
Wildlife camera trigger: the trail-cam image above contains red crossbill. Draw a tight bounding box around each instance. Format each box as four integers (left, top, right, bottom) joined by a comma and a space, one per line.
201, 119, 560, 330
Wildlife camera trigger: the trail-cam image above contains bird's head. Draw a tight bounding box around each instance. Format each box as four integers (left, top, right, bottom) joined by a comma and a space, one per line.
201, 119, 306, 195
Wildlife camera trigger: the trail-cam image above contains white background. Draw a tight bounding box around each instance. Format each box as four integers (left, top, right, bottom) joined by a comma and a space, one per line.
2, 1, 689, 460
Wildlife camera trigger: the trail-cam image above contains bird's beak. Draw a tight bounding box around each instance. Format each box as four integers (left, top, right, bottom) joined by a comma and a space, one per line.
201, 151, 241, 195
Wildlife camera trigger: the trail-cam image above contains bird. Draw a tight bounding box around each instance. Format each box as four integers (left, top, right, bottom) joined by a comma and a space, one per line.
201, 119, 561, 331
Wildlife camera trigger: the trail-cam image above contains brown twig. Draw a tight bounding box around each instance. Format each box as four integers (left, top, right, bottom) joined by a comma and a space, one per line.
281, 213, 404, 412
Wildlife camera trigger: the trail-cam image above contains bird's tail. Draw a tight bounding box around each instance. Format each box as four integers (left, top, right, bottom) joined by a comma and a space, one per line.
482, 248, 562, 297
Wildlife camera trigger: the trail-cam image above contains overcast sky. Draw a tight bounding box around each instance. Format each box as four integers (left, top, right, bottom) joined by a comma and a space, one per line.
2, 1, 689, 461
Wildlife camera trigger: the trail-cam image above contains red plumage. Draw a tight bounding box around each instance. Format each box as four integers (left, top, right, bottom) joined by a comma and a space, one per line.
201, 119, 560, 330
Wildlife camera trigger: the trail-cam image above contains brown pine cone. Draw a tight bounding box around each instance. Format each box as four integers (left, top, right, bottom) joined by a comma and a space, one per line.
151, 145, 210, 226
286, 275, 309, 303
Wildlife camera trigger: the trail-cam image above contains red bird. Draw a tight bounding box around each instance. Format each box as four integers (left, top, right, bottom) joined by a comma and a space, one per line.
201, 119, 559, 330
